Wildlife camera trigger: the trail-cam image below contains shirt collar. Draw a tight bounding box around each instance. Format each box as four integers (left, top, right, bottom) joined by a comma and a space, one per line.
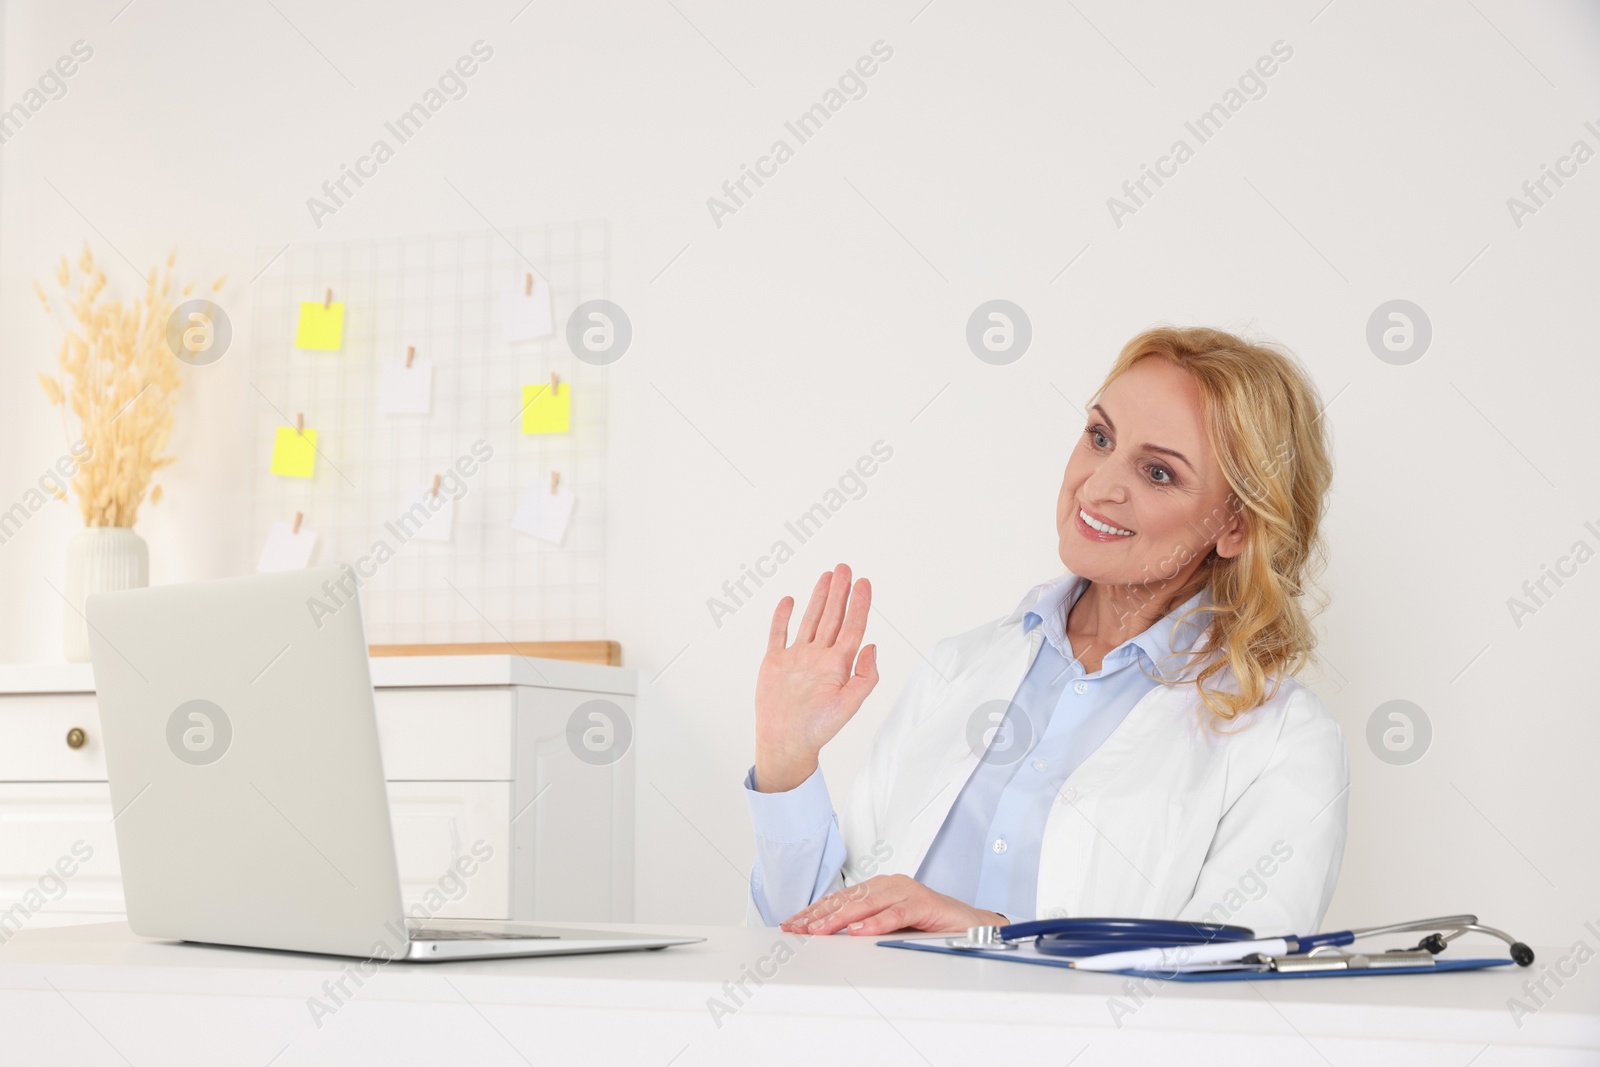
1011, 569, 1212, 678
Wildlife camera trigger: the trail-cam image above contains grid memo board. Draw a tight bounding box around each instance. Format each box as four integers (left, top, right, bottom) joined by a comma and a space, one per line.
247, 221, 610, 645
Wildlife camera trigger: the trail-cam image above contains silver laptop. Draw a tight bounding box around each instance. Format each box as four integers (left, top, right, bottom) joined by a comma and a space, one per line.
85, 565, 700, 961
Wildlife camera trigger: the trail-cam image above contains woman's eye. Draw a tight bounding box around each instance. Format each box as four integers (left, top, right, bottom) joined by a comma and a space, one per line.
1083, 427, 1174, 486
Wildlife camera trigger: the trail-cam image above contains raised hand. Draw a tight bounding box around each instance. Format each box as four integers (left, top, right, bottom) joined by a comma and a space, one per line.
753, 563, 879, 794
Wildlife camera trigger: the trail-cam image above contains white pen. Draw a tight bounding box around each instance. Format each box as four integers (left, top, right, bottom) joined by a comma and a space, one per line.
1069, 937, 1292, 973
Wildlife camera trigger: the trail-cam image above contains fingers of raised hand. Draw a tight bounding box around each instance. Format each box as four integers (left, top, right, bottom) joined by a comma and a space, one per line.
795, 570, 834, 644
853, 643, 878, 683
834, 643, 879, 721
836, 576, 871, 657
813, 564, 855, 646
766, 595, 794, 656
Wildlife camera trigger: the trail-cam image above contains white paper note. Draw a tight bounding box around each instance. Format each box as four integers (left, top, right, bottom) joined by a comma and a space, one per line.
399, 485, 456, 543
378, 357, 434, 415
502, 277, 554, 341
513, 479, 576, 545
256, 520, 318, 572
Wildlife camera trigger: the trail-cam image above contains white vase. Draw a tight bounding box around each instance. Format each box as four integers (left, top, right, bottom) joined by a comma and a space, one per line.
63, 527, 149, 662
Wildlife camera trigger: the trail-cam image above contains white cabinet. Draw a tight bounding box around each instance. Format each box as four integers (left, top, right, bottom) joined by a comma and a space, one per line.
0, 656, 635, 939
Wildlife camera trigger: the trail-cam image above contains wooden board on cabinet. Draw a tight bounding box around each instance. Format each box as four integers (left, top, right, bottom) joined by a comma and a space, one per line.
367, 641, 620, 666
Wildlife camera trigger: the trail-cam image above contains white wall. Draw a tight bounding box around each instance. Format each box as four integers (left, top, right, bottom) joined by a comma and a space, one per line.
2, 0, 1597, 946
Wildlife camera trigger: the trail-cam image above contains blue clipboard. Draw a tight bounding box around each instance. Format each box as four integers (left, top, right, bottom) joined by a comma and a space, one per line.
878, 936, 1514, 980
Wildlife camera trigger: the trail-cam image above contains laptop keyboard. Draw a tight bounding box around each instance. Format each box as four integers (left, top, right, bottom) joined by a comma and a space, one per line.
410, 928, 559, 941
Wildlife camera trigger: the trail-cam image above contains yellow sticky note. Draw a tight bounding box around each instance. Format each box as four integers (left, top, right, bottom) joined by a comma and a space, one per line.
521, 382, 571, 434
295, 302, 345, 350
270, 426, 318, 478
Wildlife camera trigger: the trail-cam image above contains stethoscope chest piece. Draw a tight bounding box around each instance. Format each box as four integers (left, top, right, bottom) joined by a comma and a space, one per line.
948, 925, 1018, 950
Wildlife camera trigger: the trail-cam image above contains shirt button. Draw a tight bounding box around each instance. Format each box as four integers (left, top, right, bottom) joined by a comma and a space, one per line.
1073, 680, 1089, 695
992, 838, 1008, 854
1032, 759, 1048, 772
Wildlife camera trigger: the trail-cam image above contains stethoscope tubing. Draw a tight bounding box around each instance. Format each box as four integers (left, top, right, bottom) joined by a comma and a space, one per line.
995, 917, 1255, 944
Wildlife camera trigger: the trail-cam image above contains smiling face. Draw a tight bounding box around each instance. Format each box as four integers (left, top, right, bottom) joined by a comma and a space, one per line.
1056, 355, 1246, 594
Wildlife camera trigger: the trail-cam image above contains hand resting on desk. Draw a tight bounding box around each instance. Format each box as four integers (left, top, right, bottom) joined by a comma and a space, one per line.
780, 874, 1007, 937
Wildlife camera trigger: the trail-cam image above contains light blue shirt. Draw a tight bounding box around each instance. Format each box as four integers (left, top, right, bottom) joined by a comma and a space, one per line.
744, 574, 1210, 925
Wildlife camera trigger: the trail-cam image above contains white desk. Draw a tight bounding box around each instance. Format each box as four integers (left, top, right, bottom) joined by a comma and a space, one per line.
1, 921, 1595, 1065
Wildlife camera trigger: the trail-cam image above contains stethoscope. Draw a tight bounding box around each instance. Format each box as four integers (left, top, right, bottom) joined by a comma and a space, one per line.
950, 917, 1256, 956
947, 914, 1535, 971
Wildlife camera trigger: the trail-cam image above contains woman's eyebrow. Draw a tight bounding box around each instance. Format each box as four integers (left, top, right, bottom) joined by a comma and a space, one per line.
1091, 403, 1196, 473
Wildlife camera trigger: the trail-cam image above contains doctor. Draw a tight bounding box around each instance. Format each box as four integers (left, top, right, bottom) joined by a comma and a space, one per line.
743, 326, 1350, 938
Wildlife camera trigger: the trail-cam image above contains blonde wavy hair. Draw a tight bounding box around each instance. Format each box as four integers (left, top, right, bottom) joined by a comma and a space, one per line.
1090, 325, 1335, 724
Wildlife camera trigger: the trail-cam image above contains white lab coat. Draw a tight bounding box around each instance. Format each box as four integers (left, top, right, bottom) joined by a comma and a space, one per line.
781, 573, 1350, 936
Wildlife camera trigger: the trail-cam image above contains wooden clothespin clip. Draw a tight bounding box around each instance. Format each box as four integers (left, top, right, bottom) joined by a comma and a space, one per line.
406, 345, 416, 369
323, 288, 333, 309
296, 413, 304, 435
292, 511, 303, 535
524, 272, 533, 297
431, 474, 441, 499
550, 371, 561, 397
550, 471, 560, 495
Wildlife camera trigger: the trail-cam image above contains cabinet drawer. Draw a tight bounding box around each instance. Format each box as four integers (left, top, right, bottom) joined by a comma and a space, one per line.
374, 687, 513, 780
0, 695, 106, 781
0, 689, 515, 784
0, 782, 517, 930
387, 781, 511, 920
0, 783, 125, 933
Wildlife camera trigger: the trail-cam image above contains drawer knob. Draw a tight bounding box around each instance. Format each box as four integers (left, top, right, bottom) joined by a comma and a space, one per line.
66, 727, 87, 750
